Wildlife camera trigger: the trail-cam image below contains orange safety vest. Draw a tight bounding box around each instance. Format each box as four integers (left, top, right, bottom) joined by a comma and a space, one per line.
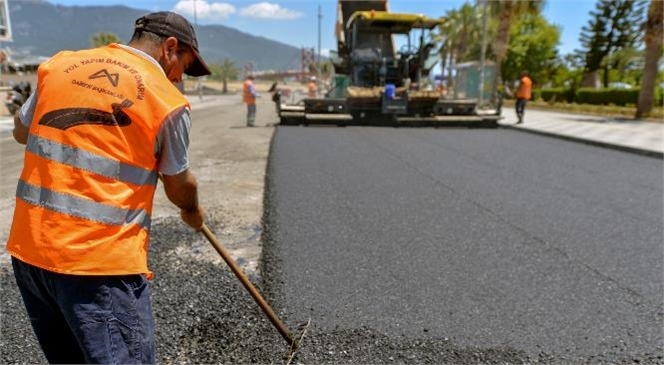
243, 79, 256, 105
517, 76, 532, 100
7, 44, 189, 278
308, 82, 317, 98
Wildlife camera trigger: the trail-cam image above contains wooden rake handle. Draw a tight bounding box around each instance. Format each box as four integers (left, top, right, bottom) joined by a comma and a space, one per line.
200, 223, 295, 346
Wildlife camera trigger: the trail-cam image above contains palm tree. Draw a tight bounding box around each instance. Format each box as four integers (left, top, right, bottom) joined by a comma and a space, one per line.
452, 3, 481, 63
636, 0, 663, 119
433, 3, 481, 89
90, 32, 122, 47
490, 0, 545, 86
217, 58, 237, 94
433, 9, 460, 86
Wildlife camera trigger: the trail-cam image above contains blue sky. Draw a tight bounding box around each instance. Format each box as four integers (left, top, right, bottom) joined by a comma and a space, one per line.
43, 0, 596, 57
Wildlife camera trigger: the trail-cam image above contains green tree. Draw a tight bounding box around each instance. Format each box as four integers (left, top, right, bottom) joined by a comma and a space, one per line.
502, 13, 560, 87
553, 53, 585, 90
489, 0, 545, 85
447, 3, 481, 63
433, 2, 482, 88
320, 60, 334, 77
600, 46, 643, 85
636, 0, 663, 118
577, 0, 646, 87
90, 32, 122, 47
432, 12, 456, 85
209, 58, 238, 94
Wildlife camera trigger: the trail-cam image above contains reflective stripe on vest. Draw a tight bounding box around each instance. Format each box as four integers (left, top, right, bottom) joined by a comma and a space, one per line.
25, 134, 158, 187
16, 180, 151, 230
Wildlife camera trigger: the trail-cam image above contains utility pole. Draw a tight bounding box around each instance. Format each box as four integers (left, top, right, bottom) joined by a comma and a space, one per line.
317, 4, 322, 80
193, 0, 202, 100
193, 0, 198, 26
478, 0, 488, 108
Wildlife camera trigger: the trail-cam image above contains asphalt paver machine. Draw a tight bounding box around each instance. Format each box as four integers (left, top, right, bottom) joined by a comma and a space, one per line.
278, 0, 502, 127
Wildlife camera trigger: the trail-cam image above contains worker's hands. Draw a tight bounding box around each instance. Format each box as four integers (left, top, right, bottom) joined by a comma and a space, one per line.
161, 169, 204, 230
180, 205, 205, 230
13, 110, 29, 145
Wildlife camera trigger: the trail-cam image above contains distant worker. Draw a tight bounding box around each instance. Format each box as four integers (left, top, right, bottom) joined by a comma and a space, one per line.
515, 71, 532, 124
7, 11, 208, 364
308, 76, 318, 98
268, 81, 281, 113
436, 80, 445, 96
243, 74, 258, 127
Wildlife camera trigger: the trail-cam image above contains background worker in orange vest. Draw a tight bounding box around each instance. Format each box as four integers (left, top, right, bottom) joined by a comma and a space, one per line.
308, 76, 318, 98
243, 74, 258, 127
516, 70, 533, 124
8, 11, 208, 364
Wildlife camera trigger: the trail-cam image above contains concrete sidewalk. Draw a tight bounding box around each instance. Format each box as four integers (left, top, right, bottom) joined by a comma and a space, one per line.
500, 107, 663, 158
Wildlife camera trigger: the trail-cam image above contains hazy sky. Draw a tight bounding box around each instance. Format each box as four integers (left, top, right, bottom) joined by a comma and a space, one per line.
42, 0, 596, 57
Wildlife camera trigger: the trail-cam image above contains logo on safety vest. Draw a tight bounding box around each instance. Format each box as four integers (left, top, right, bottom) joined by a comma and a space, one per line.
38, 99, 134, 130
89, 69, 119, 87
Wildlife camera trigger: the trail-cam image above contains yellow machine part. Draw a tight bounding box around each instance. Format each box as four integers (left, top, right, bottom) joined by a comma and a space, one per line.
346, 10, 442, 31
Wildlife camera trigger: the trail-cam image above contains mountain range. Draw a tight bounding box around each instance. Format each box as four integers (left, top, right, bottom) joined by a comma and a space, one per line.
6, 0, 304, 71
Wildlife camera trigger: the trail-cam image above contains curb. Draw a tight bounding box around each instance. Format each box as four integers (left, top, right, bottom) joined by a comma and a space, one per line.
502, 124, 663, 159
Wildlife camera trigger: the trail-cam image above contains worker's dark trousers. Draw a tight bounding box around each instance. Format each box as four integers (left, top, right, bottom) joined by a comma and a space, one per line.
11, 257, 156, 364
247, 103, 256, 126
515, 98, 527, 123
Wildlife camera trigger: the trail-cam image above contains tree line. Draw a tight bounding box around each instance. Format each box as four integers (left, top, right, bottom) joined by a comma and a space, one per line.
433, 0, 662, 118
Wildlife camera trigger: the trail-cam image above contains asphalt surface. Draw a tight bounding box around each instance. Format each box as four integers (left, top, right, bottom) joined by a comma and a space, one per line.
262, 126, 664, 363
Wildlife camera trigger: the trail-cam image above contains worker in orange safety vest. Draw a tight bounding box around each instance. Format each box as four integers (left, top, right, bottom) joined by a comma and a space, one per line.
515, 71, 532, 124
308, 76, 318, 98
7, 11, 209, 364
243, 74, 258, 126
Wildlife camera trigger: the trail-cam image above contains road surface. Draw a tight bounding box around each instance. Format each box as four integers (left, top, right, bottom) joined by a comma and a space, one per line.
263, 126, 663, 363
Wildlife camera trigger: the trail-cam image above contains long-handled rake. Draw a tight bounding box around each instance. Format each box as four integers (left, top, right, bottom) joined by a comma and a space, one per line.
200, 223, 310, 362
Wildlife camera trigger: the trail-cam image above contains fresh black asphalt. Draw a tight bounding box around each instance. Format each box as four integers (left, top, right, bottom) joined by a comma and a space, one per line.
262, 126, 663, 363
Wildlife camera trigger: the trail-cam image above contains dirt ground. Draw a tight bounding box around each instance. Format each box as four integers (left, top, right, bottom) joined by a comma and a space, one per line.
0, 78, 282, 275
